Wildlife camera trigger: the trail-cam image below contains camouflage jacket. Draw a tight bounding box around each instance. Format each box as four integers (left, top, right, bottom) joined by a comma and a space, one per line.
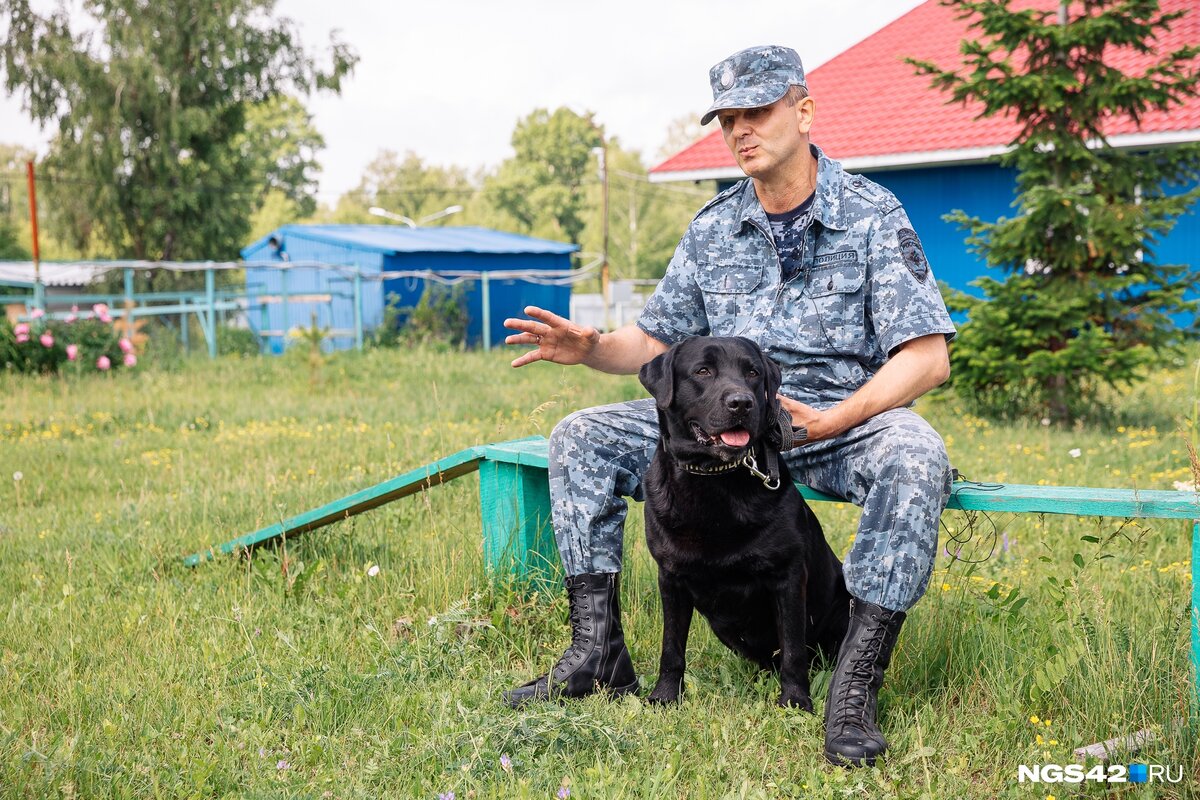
638, 144, 956, 409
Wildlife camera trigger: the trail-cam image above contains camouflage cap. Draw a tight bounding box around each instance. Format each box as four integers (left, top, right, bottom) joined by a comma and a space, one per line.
701, 45, 808, 126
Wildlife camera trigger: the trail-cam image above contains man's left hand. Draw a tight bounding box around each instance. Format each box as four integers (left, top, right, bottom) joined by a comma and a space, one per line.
777, 395, 844, 443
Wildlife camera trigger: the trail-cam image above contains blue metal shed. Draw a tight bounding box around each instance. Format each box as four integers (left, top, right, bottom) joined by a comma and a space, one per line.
241, 225, 578, 353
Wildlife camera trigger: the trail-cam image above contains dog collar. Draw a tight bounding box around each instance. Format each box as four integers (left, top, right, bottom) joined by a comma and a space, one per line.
677, 451, 782, 490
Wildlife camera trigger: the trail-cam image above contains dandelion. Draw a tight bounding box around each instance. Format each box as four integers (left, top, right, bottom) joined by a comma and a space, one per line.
1068, 448, 1081, 458
12, 471, 22, 482
123, 353, 137, 367
1040, 417, 1051, 426
500, 754, 512, 773
119, 338, 133, 354
66, 344, 78, 361
367, 564, 380, 577
40, 333, 54, 348
1030, 714, 1040, 724
97, 355, 111, 371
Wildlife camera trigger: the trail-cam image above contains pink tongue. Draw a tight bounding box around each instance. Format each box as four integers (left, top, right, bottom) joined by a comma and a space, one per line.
719, 429, 750, 447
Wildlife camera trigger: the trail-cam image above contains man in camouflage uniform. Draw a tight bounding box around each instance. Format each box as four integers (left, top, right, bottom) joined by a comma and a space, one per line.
502, 45, 956, 768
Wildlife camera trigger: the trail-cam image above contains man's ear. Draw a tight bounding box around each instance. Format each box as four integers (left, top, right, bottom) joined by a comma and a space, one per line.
638, 346, 677, 411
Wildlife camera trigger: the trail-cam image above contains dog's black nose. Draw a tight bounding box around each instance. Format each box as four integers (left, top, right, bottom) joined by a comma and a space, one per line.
724, 392, 753, 413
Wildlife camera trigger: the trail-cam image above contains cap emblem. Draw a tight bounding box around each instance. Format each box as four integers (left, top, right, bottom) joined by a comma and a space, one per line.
719, 63, 735, 89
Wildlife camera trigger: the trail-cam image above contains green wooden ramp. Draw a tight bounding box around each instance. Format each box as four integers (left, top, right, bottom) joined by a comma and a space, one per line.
182, 436, 564, 586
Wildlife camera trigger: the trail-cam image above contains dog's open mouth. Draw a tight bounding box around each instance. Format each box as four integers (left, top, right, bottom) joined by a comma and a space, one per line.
690, 421, 751, 449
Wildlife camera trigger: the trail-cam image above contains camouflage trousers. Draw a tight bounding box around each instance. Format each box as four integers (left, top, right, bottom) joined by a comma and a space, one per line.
548, 398, 952, 612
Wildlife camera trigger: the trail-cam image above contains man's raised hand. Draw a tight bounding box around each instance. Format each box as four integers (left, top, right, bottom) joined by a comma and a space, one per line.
503, 306, 601, 368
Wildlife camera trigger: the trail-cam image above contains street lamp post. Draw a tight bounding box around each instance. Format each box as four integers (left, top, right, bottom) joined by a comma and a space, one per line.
368, 204, 463, 227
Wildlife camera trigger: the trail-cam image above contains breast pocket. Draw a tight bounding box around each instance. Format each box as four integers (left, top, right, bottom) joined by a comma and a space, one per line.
802, 261, 866, 352
695, 263, 765, 336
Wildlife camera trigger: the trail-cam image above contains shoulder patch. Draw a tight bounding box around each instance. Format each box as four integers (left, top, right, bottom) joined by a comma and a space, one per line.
897, 228, 928, 282
693, 179, 746, 221
845, 174, 901, 214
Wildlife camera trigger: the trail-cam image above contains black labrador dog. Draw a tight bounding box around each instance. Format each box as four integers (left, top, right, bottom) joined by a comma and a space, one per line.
638, 336, 850, 710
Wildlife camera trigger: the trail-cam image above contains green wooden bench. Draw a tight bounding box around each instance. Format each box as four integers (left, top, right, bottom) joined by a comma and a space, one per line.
184, 435, 1200, 705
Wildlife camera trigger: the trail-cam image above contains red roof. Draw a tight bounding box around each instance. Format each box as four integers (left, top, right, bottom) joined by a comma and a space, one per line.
650, 0, 1200, 179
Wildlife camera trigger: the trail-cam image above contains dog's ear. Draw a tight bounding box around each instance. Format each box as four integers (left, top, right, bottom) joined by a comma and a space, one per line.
638, 346, 677, 410
744, 340, 787, 448
762, 350, 783, 406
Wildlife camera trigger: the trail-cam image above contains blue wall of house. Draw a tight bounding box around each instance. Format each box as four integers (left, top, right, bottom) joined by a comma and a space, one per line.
718, 161, 1199, 321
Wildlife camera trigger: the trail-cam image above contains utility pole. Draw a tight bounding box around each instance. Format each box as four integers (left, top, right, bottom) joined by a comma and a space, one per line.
25, 161, 42, 311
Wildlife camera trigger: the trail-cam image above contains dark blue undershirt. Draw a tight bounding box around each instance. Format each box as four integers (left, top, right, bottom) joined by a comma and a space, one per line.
766, 192, 815, 281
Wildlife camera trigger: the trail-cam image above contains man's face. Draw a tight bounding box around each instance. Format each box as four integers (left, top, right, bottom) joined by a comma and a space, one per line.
717, 94, 813, 181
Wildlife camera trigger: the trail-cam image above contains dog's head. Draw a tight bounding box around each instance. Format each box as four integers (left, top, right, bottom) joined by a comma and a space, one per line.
639, 336, 783, 464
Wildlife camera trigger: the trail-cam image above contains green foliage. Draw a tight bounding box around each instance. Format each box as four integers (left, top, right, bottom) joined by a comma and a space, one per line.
238, 96, 325, 220
375, 285, 469, 350
0, 144, 31, 259
909, 0, 1200, 422
328, 150, 474, 226
577, 138, 715, 284
310, 112, 704, 286
485, 108, 603, 244
0, 0, 356, 261
217, 325, 262, 358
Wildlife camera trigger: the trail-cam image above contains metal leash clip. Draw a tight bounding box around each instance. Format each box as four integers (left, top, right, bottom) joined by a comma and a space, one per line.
741, 452, 781, 491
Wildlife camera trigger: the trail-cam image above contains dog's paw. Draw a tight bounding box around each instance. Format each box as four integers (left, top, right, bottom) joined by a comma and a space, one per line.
777, 691, 814, 713
646, 677, 683, 705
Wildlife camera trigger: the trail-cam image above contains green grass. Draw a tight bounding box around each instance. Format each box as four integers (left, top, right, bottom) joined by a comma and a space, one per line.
0, 346, 1197, 799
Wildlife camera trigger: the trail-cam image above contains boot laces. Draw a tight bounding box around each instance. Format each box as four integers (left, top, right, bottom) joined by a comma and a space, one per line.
834, 620, 888, 727
554, 597, 592, 674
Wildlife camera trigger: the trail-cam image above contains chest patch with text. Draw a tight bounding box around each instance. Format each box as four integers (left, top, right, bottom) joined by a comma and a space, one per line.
812, 249, 858, 267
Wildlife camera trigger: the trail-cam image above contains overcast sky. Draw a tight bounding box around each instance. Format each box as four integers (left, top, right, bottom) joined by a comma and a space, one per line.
0, 0, 926, 204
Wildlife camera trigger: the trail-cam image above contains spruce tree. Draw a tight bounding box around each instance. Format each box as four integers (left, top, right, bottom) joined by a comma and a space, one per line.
909, 0, 1200, 422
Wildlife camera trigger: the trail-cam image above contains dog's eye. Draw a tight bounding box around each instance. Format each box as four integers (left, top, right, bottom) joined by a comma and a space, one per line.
694, 367, 711, 377
746, 369, 759, 378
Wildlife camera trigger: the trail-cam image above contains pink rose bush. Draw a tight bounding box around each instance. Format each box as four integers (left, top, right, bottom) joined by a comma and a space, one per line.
2, 307, 137, 375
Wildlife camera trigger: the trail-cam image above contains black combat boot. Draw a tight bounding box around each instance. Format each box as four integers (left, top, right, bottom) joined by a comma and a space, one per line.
823, 597, 907, 767
503, 572, 639, 708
